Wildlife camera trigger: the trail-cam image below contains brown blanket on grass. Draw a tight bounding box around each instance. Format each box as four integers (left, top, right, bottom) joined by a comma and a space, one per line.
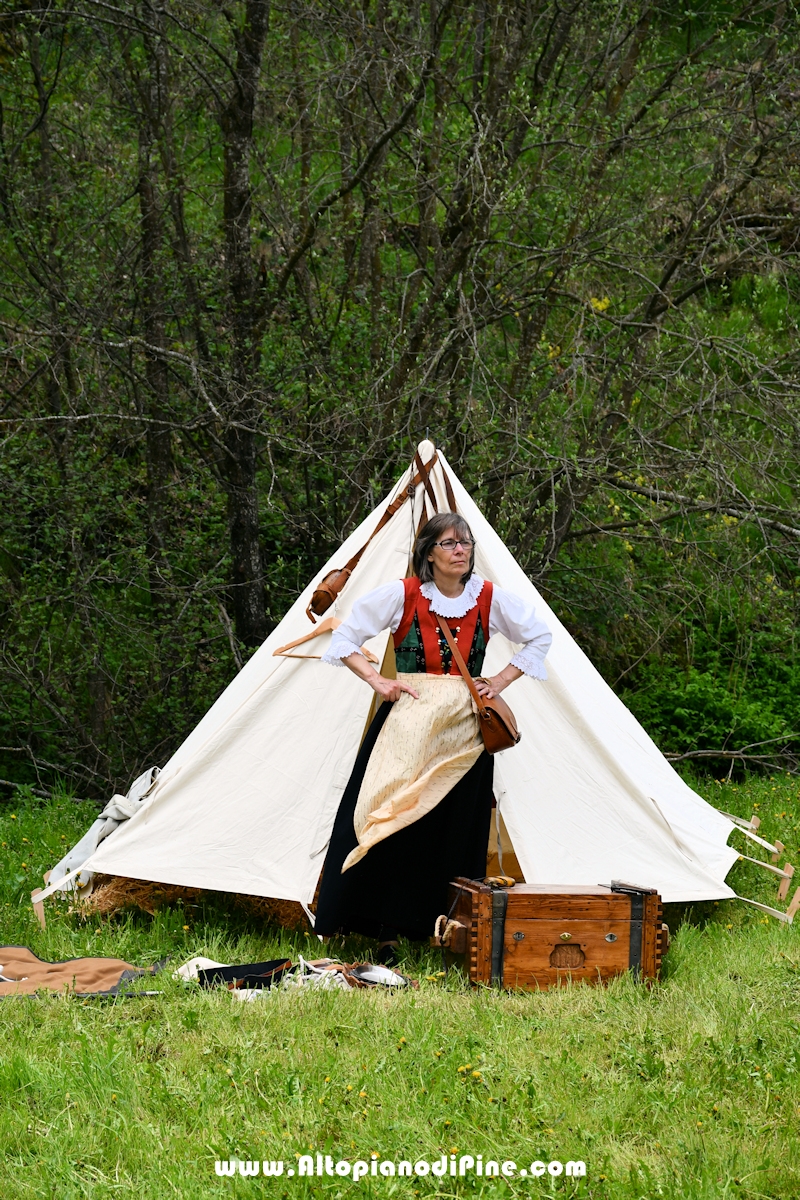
0, 946, 154, 996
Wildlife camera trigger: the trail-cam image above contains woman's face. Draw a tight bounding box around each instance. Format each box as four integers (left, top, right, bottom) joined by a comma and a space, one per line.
427, 526, 471, 586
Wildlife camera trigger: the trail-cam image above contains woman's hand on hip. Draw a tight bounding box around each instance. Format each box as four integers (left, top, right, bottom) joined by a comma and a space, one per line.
474, 665, 523, 699
341, 652, 419, 700
371, 675, 420, 702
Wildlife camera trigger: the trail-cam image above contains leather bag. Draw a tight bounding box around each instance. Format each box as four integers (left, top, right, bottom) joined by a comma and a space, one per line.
306, 566, 354, 621
434, 613, 521, 754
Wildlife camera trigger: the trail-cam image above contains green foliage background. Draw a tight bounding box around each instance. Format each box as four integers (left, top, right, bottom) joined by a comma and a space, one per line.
1, 1, 799, 796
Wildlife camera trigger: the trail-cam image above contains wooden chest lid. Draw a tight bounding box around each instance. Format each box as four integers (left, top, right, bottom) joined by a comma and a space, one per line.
495, 884, 613, 896
453, 878, 659, 896
449, 878, 662, 921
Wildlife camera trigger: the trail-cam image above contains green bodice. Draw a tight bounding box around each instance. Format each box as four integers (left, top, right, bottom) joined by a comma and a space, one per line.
395, 611, 488, 675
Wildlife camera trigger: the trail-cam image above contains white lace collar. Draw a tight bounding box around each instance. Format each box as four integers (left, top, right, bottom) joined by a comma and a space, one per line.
420, 574, 485, 618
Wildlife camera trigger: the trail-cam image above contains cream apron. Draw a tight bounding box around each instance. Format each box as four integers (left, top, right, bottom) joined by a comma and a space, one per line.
341, 672, 482, 872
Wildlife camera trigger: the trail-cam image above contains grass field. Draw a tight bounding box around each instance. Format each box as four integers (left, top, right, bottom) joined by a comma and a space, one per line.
1, 774, 799, 1200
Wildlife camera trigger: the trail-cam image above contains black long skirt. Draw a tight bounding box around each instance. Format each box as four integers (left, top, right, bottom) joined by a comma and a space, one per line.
314, 701, 494, 941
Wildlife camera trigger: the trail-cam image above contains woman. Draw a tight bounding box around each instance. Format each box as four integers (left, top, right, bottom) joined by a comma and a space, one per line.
315, 512, 551, 962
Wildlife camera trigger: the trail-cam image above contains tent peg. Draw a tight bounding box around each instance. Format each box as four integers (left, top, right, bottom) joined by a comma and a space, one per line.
777, 863, 795, 904
30, 889, 46, 930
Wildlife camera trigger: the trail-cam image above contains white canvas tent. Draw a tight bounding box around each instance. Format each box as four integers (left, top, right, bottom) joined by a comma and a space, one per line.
43, 441, 782, 913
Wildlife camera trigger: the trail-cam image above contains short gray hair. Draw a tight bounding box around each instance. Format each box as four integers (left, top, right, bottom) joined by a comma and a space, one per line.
412, 512, 475, 585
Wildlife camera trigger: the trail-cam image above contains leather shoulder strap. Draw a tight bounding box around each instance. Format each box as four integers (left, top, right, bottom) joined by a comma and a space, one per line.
307, 450, 459, 623
415, 450, 439, 514
413, 452, 458, 532
342, 452, 442, 576
434, 612, 488, 717
442, 466, 457, 513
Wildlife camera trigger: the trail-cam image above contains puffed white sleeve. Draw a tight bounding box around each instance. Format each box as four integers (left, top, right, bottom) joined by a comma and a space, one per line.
488, 586, 552, 680
321, 579, 406, 666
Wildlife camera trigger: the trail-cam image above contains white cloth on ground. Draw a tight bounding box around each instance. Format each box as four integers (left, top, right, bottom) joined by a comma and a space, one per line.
173, 956, 227, 982
48, 767, 161, 894
174, 955, 356, 994
279, 957, 353, 991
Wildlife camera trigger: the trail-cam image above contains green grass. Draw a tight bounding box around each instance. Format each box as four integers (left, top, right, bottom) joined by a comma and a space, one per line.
1, 775, 800, 1199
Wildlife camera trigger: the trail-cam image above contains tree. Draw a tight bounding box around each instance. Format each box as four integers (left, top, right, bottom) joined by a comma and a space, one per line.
1, 0, 799, 792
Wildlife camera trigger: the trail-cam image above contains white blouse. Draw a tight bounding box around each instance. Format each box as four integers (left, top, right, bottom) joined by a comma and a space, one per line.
322, 575, 552, 680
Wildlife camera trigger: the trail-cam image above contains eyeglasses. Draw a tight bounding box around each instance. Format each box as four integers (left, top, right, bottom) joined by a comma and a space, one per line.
432, 538, 474, 551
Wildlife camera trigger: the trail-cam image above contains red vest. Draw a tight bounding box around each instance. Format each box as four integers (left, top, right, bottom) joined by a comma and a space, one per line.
393, 576, 493, 675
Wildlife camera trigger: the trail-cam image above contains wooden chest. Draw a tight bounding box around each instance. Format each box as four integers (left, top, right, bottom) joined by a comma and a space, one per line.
439, 879, 665, 990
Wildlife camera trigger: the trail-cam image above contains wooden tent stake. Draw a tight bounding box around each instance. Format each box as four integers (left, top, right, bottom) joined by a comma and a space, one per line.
30, 889, 46, 930
771, 840, 786, 864
777, 863, 795, 903
786, 887, 800, 923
